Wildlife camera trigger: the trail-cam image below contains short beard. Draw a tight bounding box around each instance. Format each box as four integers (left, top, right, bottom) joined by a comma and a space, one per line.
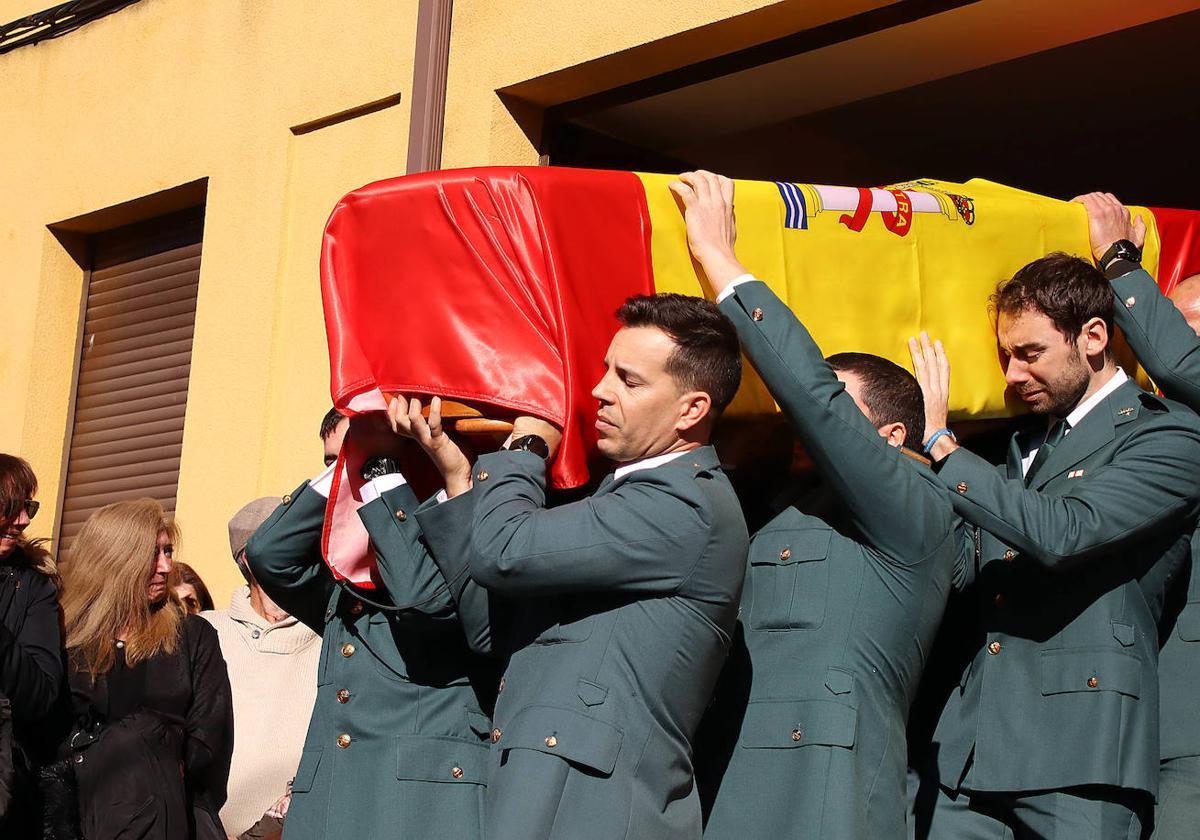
1034, 346, 1091, 417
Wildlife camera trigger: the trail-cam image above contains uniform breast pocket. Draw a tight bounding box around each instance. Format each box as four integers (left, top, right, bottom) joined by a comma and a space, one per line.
748, 529, 831, 631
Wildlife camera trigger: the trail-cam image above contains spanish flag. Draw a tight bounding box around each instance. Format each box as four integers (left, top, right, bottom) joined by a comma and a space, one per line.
319, 166, 1193, 586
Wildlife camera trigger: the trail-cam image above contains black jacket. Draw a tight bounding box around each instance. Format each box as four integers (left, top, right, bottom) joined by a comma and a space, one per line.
0, 550, 65, 837
67, 614, 233, 840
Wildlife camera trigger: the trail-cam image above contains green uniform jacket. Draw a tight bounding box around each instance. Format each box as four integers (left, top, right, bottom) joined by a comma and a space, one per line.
930, 377, 1200, 796
701, 280, 959, 840
245, 481, 496, 840
422, 446, 749, 840
1111, 266, 1200, 762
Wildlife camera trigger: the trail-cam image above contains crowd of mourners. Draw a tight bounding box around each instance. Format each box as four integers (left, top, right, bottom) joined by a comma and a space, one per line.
1, 174, 1197, 840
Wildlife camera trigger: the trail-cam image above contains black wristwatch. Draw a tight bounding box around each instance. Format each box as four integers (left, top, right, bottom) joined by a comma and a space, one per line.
360, 456, 402, 482
507, 434, 550, 460
1098, 239, 1142, 273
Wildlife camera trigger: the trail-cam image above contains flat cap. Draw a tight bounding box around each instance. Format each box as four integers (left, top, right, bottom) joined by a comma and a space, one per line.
228, 497, 281, 561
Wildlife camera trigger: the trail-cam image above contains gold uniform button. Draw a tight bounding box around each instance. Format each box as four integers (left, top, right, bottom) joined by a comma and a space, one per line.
544, 735, 558, 748
1087, 676, 1099, 688
477, 470, 489, 482
336, 733, 352, 749
490, 728, 502, 744
336, 689, 350, 704
779, 548, 792, 561
395, 510, 407, 522
282, 494, 292, 504
451, 766, 464, 779
341, 643, 356, 658
956, 482, 969, 494
349, 601, 364, 616
987, 641, 1002, 656
1125, 296, 1136, 308
1003, 549, 1015, 561
791, 728, 803, 742
751, 307, 764, 321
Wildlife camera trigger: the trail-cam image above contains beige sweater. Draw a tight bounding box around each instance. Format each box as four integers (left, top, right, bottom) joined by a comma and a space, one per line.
201, 586, 321, 836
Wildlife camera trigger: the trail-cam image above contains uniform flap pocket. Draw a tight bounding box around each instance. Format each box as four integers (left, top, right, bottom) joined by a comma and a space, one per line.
395, 735, 490, 785
1111, 621, 1135, 647
824, 667, 854, 696
500, 705, 622, 775
578, 678, 608, 707
739, 699, 857, 750
465, 709, 492, 737
1177, 607, 1200, 642
291, 748, 322, 793
750, 530, 832, 566
1039, 649, 1141, 698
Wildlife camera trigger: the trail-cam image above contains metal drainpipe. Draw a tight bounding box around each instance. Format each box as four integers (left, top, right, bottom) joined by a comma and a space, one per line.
406, 0, 454, 173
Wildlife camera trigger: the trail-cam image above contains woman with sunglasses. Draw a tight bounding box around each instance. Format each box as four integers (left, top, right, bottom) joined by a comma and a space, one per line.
0, 454, 64, 836
58, 499, 233, 840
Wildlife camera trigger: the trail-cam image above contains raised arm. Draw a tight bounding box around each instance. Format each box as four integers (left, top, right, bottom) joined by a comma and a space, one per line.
1074, 192, 1200, 410
671, 169, 951, 563
934, 413, 1200, 569
469, 449, 710, 597
357, 483, 456, 621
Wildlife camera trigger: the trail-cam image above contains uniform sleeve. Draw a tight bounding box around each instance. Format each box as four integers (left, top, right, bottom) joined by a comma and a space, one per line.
1111, 267, 1200, 411
934, 418, 1200, 569
356, 484, 456, 619
0, 571, 63, 721
720, 279, 953, 564
417, 490, 509, 655
244, 483, 333, 634
183, 617, 233, 811
468, 451, 709, 597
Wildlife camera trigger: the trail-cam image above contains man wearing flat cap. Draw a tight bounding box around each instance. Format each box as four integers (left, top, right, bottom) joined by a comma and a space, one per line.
201, 498, 321, 838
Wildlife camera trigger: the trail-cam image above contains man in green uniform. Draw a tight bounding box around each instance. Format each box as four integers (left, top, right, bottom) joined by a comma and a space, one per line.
913, 243, 1200, 838
413, 293, 750, 839
668, 171, 960, 840
1073, 191, 1200, 840
245, 413, 495, 840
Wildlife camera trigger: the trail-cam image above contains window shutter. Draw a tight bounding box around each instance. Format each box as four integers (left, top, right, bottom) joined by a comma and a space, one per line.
57, 208, 204, 557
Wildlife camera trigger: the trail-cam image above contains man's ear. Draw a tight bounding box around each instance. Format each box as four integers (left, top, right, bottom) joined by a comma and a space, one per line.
676, 391, 713, 433
877, 421, 907, 449
1079, 316, 1110, 360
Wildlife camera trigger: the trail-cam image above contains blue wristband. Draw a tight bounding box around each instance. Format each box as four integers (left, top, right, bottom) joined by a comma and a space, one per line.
923, 428, 957, 455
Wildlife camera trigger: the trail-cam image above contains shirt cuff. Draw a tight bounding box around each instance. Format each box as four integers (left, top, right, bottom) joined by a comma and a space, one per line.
715, 273, 757, 303
309, 464, 336, 499
360, 472, 408, 504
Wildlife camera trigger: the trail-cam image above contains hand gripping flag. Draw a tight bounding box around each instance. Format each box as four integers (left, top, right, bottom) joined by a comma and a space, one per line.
319, 166, 1196, 586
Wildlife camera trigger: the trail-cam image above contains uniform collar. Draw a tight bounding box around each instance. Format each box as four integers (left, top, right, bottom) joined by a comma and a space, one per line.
1061, 367, 1128, 432
612, 449, 693, 482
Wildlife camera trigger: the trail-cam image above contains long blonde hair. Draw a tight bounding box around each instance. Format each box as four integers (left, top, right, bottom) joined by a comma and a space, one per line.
60, 499, 182, 677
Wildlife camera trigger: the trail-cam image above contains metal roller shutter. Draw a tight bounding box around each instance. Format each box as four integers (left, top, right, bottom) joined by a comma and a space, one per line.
57, 207, 204, 557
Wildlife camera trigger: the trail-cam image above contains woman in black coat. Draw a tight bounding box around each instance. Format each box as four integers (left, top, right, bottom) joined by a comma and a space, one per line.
59, 499, 232, 840
0, 454, 65, 836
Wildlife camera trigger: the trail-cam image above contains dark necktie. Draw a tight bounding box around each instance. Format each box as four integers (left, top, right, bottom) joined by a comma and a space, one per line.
1025, 419, 1070, 485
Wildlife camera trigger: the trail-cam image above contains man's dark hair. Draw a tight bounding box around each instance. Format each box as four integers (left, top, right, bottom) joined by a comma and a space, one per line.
826, 353, 925, 448
319, 407, 346, 440
616, 293, 742, 416
991, 252, 1113, 353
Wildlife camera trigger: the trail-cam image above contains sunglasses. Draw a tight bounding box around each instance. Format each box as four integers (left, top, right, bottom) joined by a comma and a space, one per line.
9, 499, 39, 520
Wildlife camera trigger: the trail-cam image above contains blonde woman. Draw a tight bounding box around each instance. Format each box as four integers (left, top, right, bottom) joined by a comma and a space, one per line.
59, 499, 232, 840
